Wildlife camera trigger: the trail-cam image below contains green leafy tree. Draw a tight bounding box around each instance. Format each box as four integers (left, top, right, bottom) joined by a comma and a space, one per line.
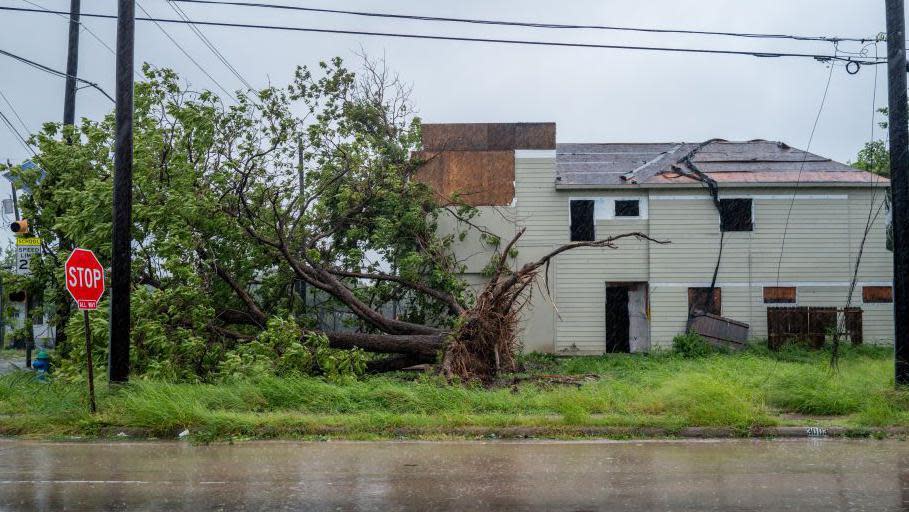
4, 56, 651, 383
1, 58, 470, 381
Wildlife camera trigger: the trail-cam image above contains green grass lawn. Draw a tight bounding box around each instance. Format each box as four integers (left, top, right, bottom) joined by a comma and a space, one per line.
0, 344, 905, 441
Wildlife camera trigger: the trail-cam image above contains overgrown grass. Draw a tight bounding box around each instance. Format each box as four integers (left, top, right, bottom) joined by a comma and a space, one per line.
0, 343, 905, 439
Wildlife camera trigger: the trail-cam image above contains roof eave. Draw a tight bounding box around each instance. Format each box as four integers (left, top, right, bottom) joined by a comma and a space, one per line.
554, 181, 891, 190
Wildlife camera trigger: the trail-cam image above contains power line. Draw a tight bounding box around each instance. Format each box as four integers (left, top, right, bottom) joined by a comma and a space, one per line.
135, 0, 238, 100
0, 48, 114, 102
775, 60, 836, 285
171, 0, 876, 44
19, 0, 117, 56
165, 1, 254, 91
0, 6, 885, 66
0, 108, 36, 156
0, 86, 31, 134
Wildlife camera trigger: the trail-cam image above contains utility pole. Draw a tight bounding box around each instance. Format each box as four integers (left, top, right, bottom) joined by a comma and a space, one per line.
63, 0, 81, 127
6, 171, 33, 369
109, 0, 134, 383
886, 0, 909, 386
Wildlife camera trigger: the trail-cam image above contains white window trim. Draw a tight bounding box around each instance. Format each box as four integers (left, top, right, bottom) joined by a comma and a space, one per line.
568, 196, 649, 222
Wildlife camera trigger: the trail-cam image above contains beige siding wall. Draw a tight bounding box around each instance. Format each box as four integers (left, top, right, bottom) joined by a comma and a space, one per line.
514, 152, 652, 353
441, 152, 893, 352
849, 188, 894, 343
646, 187, 893, 346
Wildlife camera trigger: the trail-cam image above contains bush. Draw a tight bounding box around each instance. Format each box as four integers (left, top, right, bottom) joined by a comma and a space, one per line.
217, 317, 367, 382
672, 332, 714, 358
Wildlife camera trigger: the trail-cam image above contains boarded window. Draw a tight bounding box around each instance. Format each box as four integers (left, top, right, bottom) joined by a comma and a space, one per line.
763, 286, 796, 304
614, 200, 640, 217
719, 198, 753, 232
569, 200, 595, 241
863, 286, 893, 303
688, 287, 721, 316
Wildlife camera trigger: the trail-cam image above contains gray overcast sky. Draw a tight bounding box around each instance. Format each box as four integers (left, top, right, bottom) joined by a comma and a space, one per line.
0, 0, 890, 172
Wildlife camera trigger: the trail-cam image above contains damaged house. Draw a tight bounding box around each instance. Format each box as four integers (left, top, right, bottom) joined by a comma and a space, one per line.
416, 122, 893, 353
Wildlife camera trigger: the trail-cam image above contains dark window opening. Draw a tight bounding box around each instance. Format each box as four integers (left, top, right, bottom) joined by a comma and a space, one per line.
570, 200, 595, 241
863, 286, 893, 303
605, 286, 631, 353
688, 287, 721, 316
614, 200, 640, 217
763, 286, 796, 304
719, 198, 753, 232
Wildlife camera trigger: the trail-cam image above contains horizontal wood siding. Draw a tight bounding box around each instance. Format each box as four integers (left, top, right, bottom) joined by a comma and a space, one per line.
460, 157, 894, 350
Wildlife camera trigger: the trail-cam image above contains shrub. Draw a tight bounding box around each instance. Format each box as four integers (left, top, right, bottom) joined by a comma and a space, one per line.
217, 317, 367, 381
672, 332, 714, 358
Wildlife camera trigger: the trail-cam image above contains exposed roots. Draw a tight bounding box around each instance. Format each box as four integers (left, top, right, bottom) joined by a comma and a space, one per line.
440, 272, 529, 383
441, 228, 667, 383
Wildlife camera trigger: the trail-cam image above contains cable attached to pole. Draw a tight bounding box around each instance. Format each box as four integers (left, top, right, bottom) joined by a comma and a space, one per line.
0, 48, 114, 102
0, 6, 887, 67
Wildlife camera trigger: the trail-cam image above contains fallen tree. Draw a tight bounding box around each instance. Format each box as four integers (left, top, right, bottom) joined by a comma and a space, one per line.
10, 56, 664, 383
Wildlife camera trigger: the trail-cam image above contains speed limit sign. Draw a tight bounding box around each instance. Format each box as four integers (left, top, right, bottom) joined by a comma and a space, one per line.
15, 237, 41, 276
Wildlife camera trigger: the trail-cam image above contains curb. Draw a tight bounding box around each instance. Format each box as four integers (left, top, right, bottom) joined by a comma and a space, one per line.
80, 425, 909, 441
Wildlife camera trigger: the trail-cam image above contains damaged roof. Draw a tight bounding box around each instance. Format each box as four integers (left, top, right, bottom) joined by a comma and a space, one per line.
555, 140, 886, 188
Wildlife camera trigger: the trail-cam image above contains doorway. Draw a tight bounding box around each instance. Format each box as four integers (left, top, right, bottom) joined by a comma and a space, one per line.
605, 282, 650, 353
605, 285, 630, 352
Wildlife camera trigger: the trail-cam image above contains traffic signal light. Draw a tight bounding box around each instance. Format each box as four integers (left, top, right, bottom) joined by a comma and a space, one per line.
8, 290, 26, 302
10, 219, 28, 235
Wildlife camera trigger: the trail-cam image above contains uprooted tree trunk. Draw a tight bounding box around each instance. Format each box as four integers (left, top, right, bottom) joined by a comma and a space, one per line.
440, 229, 663, 382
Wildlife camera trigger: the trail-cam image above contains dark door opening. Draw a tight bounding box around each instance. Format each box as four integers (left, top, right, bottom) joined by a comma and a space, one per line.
605, 285, 631, 353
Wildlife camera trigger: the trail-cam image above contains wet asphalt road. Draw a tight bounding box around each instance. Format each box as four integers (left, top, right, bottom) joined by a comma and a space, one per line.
0, 438, 907, 511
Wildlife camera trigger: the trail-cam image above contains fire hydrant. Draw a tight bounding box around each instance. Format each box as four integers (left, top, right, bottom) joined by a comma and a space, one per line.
32, 350, 51, 381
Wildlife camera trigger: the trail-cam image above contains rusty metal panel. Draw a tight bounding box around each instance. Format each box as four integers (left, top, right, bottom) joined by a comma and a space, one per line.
845, 307, 863, 345
515, 123, 556, 149
767, 307, 809, 350
808, 307, 837, 349
763, 286, 796, 304
413, 150, 515, 206
687, 313, 749, 350
862, 286, 893, 303
422, 123, 556, 151
687, 287, 721, 316
767, 306, 863, 349
422, 124, 490, 151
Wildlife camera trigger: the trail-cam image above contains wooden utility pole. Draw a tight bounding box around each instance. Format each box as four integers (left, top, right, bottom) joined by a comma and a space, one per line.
886, 0, 909, 386
5, 163, 33, 369
109, 0, 134, 383
63, 0, 81, 127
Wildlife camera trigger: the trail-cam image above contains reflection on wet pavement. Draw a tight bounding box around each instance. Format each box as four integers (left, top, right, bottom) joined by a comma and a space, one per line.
0, 438, 907, 511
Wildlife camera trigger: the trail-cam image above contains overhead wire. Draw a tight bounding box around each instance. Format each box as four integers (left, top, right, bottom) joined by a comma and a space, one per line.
164, 1, 254, 92
0, 107, 35, 156
832, 42, 887, 365
774, 57, 837, 286
19, 0, 117, 56
135, 0, 238, 100
0, 48, 114, 102
170, 0, 876, 44
0, 6, 884, 66
0, 86, 31, 134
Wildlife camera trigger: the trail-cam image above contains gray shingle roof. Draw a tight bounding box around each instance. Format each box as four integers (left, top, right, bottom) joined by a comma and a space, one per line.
555, 140, 884, 187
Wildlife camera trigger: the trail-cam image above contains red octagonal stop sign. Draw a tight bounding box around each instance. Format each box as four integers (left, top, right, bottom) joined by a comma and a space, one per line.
65, 248, 105, 310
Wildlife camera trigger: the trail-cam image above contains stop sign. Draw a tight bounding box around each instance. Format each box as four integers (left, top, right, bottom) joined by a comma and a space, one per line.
65, 248, 105, 310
